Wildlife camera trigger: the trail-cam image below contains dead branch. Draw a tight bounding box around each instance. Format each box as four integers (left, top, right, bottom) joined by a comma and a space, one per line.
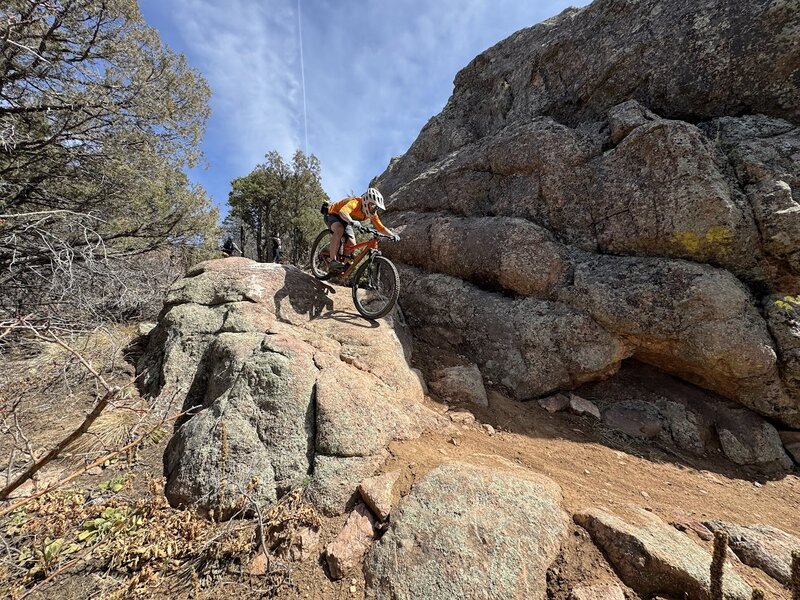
0, 405, 189, 517
0, 318, 124, 498
0, 384, 119, 500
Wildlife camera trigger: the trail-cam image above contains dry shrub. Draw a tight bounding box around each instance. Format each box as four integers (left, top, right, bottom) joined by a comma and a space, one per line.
1, 476, 322, 599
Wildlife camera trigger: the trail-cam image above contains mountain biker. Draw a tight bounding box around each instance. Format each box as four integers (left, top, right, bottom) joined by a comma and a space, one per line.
326, 188, 399, 272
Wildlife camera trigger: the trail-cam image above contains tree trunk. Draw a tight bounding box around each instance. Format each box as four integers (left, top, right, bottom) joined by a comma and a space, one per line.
255, 208, 263, 262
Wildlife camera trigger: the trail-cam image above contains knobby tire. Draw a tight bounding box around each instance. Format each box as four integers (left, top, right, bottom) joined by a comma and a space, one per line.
351, 255, 400, 320
310, 229, 333, 280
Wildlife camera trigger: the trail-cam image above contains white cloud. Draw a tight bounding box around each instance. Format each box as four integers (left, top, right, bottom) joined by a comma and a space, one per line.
169, 0, 302, 172
141, 0, 588, 206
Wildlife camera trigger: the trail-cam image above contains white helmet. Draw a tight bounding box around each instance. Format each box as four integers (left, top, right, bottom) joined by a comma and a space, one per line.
362, 188, 385, 217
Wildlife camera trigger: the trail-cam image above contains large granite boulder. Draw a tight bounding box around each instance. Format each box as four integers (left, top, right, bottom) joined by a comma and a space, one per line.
372, 0, 800, 427
364, 460, 569, 600
138, 258, 440, 518
704, 521, 800, 586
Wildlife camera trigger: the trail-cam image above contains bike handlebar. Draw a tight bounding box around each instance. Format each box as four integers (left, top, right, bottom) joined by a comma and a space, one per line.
356, 225, 394, 240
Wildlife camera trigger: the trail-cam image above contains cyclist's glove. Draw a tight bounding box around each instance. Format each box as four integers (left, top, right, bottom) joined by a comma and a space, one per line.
391, 234, 401, 242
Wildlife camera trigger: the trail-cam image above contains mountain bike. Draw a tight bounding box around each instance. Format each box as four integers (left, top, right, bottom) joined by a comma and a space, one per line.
310, 226, 400, 320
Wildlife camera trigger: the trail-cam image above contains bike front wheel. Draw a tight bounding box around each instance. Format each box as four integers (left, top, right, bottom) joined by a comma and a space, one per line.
351, 255, 400, 320
310, 229, 334, 280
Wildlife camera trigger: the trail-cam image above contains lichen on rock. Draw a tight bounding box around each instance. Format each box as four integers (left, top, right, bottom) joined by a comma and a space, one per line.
138, 259, 440, 518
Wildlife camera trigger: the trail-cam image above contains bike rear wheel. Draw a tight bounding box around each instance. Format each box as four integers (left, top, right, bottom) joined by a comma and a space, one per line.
310, 229, 334, 280
351, 255, 400, 320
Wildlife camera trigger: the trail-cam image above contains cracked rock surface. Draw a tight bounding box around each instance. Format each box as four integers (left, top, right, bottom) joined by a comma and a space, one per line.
138, 258, 440, 518
364, 461, 569, 600
374, 0, 800, 427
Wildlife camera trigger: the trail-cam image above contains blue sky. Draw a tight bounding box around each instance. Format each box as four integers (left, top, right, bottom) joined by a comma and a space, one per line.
138, 0, 588, 213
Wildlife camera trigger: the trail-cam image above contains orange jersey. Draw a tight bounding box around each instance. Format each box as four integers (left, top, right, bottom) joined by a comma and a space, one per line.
328, 196, 391, 235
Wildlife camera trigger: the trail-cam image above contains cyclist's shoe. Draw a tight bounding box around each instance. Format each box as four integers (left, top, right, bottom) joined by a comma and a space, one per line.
330, 260, 347, 273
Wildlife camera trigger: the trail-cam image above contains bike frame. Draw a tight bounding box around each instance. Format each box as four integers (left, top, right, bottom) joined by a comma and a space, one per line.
322, 235, 380, 278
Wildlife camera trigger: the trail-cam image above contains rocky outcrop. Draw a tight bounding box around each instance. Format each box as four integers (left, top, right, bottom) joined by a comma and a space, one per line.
138, 258, 439, 518
364, 461, 568, 599
399, 265, 628, 399
372, 0, 800, 428
575, 507, 752, 599
576, 361, 793, 472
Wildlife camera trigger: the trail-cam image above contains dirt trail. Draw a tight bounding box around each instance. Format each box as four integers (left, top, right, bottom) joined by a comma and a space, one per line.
378, 386, 799, 598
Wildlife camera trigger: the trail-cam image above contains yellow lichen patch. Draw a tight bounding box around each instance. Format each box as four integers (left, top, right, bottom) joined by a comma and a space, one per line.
672, 227, 733, 254
705, 226, 733, 245
673, 232, 701, 253
775, 295, 800, 312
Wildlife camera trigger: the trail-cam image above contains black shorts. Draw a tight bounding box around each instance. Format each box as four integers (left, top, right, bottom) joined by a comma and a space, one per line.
325, 214, 355, 238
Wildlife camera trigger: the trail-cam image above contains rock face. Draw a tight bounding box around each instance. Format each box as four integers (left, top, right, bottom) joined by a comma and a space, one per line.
704, 521, 800, 585
364, 461, 568, 600
373, 0, 800, 427
577, 361, 793, 472
575, 507, 752, 599
780, 430, 800, 464
138, 258, 439, 518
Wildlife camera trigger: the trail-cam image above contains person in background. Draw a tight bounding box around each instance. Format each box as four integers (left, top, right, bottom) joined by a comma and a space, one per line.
272, 236, 282, 263
222, 236, 236, 257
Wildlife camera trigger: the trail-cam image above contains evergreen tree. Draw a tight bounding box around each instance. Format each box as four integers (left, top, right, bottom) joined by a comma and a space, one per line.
0, 0, 219, 322
227, 150, 328, 264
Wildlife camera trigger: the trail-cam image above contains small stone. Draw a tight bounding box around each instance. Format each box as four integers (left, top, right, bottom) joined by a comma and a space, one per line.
282, 526, 320, 561
137, 322, 156, 337
753, 481, 762, 487
641, 490, 650, 499
449, 437, 461, 446
584, 469, 591, 475
325, 503, 377, 580
349, 585, 357, 594
538, 393, 570, 413
248, 552, 268, 576
448, 410, 476, 425
482, 423, 496, 435
429, 364, 488, 406
359, 471, 402, 522
568, 394, 601, 420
